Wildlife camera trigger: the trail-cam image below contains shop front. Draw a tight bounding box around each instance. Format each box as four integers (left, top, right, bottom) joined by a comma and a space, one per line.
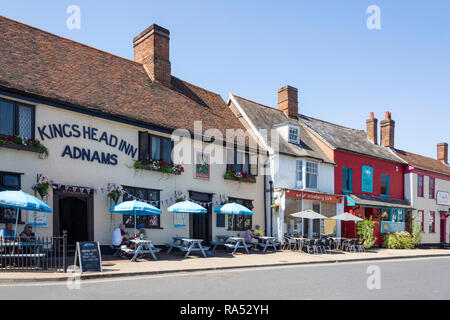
344, 194, 413, 245
274, 188, 344, 239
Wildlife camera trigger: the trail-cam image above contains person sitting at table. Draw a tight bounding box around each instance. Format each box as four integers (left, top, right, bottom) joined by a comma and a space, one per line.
20, 224, 36, 242
245, 226, 259, 250
254, 225, 265, 237
112, 224, 131, 248
0, 223, 16, 242
136, 224, 146, 239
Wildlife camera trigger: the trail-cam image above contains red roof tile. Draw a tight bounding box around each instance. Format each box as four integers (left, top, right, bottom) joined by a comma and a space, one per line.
393, 149, 450, 176
0, 15, 246, 138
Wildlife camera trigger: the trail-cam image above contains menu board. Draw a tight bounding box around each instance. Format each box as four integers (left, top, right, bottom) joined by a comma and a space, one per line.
74, 241, 103, 273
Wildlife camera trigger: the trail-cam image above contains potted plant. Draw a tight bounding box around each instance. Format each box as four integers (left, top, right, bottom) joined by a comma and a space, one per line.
32, 181, 51, 199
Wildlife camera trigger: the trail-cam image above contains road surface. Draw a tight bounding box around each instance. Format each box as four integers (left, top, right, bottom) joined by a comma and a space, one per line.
0, 256, 449, 300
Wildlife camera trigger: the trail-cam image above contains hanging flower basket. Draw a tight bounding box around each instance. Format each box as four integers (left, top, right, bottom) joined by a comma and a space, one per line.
32, 181, 51, 199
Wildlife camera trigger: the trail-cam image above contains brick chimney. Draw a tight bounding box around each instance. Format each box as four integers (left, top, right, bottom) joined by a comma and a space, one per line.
380, 111, 395, 148
133, 24, 171, 87
437, 142, 448, 164
278, 86, 298, 119
366, 112, 378, 144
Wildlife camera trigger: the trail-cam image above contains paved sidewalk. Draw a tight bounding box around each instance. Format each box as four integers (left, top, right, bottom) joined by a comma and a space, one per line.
0, 248, 449, 283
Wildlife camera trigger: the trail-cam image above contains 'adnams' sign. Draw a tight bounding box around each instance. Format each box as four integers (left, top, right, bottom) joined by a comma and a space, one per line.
37, 123, 137, 166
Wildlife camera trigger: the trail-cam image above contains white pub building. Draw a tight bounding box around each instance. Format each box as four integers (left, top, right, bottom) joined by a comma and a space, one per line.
0, 17, 266, 248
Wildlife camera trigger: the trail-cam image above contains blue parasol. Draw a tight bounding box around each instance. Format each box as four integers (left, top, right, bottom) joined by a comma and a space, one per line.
0, 190, 52, 236
109, 200, 162, 235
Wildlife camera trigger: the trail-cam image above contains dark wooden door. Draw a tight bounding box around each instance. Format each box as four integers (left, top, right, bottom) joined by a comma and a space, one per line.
440, 217, 447, 243
189, 191, 213, 243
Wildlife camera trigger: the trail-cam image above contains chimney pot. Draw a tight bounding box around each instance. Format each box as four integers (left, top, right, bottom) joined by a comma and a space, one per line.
133, 24, 171, 87
437, 142, 448, 164
366, 112, 378, 144
278, 86, 298, 119
380, 111, 395, 148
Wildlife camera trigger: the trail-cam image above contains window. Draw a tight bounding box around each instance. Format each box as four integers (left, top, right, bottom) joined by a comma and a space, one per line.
138, 132, 172, 164
429, 177, 435, 199
0, 172, 22, 223
418, 210, 424, 232
342, 167, 353, 194
295, 160, 303, 189
216, 212, 226, 228
306, 162, 318, 189
429, 211, 435, 233
417, 175, 424, 197
122, 186, 160, 228
0, 98, 35, 139
226, 147, 258, 176
288, 126, 299, 144
380, 174, 390, 197
227, 198, 253, 231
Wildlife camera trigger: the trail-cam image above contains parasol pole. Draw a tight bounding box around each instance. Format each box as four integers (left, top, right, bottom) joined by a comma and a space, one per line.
14, 208, 19, 238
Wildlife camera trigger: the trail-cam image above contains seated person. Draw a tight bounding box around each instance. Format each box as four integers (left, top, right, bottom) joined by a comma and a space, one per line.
0, 223, 16, 242
112, 224, 130, 248
244, 225, 254, 243
136, 224, 146, 239
20, 224, 36, 242
254, 225, 265, 237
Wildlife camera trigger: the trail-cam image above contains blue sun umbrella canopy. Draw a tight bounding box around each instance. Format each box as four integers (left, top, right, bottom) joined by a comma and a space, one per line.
109, 200, 162, 234
214, 202, 253, 215
0, 190, 53, 235
109, 200, 162, 216
167, 201, 207, 214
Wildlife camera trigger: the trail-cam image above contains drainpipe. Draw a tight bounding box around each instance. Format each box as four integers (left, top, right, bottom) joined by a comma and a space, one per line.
269, 180, 274, 236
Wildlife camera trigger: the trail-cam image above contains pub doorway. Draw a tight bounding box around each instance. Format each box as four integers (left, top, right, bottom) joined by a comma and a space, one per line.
189, 191, 213, 243
53, 189, 94, 246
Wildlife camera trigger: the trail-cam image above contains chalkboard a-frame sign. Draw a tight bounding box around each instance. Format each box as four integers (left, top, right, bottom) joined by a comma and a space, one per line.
74, 241, 103, 273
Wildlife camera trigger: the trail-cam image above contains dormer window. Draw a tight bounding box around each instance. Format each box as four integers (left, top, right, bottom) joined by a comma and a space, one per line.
288, 126, 300, 144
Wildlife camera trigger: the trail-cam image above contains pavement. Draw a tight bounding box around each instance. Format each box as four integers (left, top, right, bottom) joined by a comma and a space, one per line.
1, 256, 450, 299
0, 247, 449, 283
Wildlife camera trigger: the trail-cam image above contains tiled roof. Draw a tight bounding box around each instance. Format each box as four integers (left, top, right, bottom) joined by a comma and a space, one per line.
300, 115, 404, 163
0, 15, 246, 138
231, 95, 335, 164
393, 149, 450, 176
347, 194, 413, 209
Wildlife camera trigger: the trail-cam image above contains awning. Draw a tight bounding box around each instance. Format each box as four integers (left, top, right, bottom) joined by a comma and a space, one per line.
345, 194, 413, 210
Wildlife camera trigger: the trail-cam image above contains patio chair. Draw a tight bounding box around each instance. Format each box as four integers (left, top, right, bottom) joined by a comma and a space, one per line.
357, 238, 366, 252
321, 238, 332, 254
283, 236, 298, 250
306, 239, 320, 254
331, 238, 341, 250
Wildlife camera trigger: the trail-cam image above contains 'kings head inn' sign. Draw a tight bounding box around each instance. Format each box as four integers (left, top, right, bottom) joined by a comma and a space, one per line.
37, 123, 137, 166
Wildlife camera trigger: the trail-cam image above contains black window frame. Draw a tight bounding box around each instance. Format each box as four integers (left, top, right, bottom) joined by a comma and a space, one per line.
138, 131, 173, 165
0, 171, 23, 224
227, 197, 254, 231
0, 97, 35, 139
226, 146, 258, 176
121, 186, 161, 229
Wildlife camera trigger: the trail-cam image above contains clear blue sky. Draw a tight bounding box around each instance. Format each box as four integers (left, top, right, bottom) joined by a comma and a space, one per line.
1, 0, 449, 159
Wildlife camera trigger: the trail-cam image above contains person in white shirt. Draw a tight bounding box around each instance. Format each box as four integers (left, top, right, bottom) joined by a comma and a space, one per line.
112, 224, 129, 247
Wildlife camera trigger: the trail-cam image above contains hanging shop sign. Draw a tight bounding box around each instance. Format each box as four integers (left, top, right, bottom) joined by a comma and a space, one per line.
36, 123, 137, 166
285, 189, 342, 203
361, 166, 374, 193
194, 152, 210, 180
436, 191, 450, 206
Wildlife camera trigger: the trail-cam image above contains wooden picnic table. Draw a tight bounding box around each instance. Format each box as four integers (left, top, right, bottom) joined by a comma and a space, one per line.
166, 237, 209, 258
225, 237, 251, 255
210, 235, 232, 254
123, 239, 161, 262
255, 236, 278, 254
